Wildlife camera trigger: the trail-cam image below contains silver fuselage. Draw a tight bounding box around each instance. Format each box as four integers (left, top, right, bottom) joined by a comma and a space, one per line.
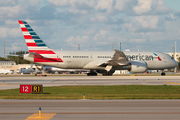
24, 50, 178, 70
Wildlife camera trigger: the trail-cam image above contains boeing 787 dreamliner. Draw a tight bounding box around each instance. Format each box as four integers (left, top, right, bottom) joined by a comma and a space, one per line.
18, 20, 178, 76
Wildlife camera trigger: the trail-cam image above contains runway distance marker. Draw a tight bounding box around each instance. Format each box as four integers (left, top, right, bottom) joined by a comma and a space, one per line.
20, 85, 31, 93
20, 85, 43, 94
31, 85, 43, 94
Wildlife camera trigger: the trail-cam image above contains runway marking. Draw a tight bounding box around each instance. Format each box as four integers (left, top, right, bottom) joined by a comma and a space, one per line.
0, 84, 17, 85
55, 112, 180, 114
2, 112, 180, 115
2, 100, 180, 105
25, 113, 56, 120
165, 82, 180, 85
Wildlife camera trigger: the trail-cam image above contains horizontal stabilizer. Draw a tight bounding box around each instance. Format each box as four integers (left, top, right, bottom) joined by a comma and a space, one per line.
27, 52, 63, 62
6, 54, 24, 58
28, 52, 44, 59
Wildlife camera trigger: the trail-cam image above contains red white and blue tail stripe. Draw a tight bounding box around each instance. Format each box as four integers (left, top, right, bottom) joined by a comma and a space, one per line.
18, 20, 53, 53
18, 20, 63, 63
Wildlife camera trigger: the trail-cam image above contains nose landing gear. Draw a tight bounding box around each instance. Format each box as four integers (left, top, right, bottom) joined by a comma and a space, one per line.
161, 72, 166, 76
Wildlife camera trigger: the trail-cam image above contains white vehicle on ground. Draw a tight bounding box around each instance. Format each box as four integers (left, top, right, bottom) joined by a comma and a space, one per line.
0, 69, 14, 75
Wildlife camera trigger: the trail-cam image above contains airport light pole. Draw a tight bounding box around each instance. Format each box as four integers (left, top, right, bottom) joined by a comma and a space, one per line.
78, 44, 80, 50
119, 43, 121, 51
4, 42, 5, 59
112, 43, 114, 50
174, 42, 177, 72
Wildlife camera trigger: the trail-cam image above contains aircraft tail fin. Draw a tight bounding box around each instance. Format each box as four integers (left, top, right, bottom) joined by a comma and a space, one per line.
29, 64, 34, 71
18, 20, 56, 55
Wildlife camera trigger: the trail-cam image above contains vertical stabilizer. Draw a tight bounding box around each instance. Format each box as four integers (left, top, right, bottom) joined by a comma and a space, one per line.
18, 20, 55, 54
18, 20, 63, 63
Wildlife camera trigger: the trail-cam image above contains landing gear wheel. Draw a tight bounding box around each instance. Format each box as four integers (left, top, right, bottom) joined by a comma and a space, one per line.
102, 72, 113, 76
87, 73, 90, 76
161, 72, 166, 76
87, 71, 97, 76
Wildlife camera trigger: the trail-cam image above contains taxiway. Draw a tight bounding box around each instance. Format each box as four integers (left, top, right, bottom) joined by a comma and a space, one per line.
0, 76, 180, 90
1, 99, 180, 120
1, 76, 180, 120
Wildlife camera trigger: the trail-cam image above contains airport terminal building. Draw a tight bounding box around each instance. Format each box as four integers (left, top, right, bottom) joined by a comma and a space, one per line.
0, 61, 16, 66
0, 61, 35, 72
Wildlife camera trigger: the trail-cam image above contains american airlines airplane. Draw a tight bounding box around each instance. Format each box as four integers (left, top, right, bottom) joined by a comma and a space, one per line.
18, 20, 178, 76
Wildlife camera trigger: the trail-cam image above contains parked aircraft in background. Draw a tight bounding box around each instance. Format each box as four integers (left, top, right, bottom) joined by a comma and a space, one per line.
18, 20, 178, 76
0, 69, 13, 75
43, 67, 89, 74
16, 64, 34, 74
16, 64, 42, 74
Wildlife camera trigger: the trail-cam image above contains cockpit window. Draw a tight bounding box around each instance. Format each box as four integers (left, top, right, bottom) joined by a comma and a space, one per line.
165, 54, 174, 60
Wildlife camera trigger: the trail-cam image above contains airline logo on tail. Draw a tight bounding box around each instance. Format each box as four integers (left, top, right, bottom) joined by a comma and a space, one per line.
18, 20, 63, 62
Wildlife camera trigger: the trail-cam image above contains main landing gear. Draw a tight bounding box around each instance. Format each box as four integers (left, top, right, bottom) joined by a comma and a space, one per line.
102, 72, 113, 76
87, 70, 115, 76
87, 70, 97, 76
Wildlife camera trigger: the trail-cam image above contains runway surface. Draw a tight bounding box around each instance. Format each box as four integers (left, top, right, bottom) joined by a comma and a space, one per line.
1, 99, 180, 120
1, 76, 180, 120
0, 76, 180, 90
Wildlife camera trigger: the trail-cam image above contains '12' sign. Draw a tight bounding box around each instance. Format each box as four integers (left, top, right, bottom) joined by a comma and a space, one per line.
20, 85, 31, 93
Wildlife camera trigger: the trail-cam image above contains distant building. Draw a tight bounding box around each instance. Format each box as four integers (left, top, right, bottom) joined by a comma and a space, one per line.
0, 62, 37, 72
167, 53, 180, 62
0, 61, 16, 66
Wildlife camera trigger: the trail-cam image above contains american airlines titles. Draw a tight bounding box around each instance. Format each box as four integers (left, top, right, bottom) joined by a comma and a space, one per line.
126, 55, 154, 61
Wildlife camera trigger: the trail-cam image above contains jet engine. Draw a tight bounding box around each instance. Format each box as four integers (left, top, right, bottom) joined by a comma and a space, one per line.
128, 61, 148, 73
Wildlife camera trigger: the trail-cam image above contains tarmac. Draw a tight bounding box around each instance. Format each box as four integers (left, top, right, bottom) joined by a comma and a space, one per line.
1, 75, 180, 120
1, 99, 180, 120
0, 75, 180, 90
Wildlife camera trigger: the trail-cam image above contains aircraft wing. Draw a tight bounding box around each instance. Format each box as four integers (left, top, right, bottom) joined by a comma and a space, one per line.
108, 49, 129, 65
98, 49, 129, 71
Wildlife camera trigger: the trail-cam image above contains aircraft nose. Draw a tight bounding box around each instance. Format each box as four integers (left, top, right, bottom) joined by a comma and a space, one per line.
173, 60, 178, 68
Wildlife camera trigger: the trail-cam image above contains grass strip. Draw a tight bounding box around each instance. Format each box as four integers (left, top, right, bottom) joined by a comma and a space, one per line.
1, 85, 180, 99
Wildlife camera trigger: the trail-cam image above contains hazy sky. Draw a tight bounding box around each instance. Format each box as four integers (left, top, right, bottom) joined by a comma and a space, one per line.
0, 0, 180, 57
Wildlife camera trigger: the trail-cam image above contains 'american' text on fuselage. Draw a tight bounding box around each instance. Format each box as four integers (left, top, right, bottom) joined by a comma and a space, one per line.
126, 55, 154, 61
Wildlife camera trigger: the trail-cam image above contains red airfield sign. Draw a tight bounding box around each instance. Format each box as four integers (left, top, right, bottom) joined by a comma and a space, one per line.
20, 85, 31, 93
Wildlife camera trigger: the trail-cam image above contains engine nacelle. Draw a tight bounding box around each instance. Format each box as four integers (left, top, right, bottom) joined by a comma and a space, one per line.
128, 61, 148, 73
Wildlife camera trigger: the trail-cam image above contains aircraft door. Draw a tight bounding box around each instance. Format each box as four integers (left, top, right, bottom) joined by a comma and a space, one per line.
57, 56, 59, 65
90, 54, 93, 61
57, 56, 61, 65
